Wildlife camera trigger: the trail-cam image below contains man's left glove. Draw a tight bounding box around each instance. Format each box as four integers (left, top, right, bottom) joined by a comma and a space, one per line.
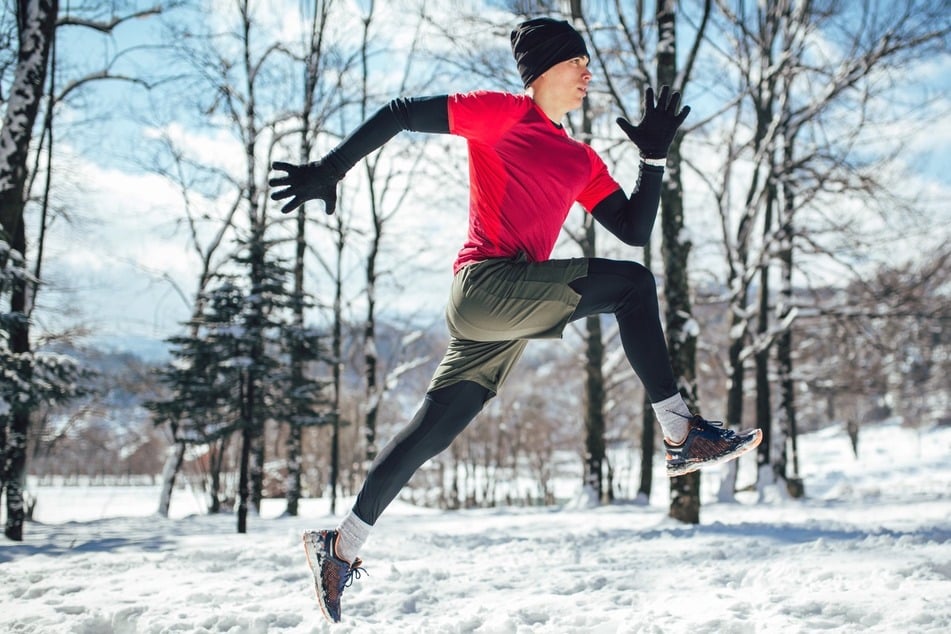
615, 85, 691, 160
269, 156, 344, 214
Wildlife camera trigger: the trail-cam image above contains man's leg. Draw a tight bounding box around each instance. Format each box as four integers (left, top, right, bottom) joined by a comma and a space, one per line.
568, 258, 675, 399
568, 258, 694, 440
334, 379, 491, 562
568, 257, 761, 473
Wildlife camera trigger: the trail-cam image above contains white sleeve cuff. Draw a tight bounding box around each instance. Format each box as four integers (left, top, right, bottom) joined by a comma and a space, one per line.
642, 157, 667, 167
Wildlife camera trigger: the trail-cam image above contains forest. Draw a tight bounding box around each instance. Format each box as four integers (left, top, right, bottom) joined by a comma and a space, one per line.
1, 0, 949, 544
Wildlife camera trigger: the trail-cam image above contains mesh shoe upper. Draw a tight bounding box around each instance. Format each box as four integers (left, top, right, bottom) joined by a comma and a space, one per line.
664, 415, 761, 476
303, 529, 366, 623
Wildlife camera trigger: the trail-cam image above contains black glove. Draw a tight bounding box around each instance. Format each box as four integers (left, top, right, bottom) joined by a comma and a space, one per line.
269, 156, 345, 214
615, 85, 690, 160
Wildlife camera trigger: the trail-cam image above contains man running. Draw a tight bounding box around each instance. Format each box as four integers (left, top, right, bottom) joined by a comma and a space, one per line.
270, 17, 761, 623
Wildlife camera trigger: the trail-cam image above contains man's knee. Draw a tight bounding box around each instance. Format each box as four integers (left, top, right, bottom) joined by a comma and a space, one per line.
617, 261, 659, 314
619, 260, 657, 295
417, 381, 488, 454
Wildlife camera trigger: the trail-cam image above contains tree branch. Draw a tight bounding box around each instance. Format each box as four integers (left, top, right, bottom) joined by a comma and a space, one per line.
57, 6, 164, 33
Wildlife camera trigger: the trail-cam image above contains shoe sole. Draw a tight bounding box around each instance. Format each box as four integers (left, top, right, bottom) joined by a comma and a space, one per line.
666, 428, 763, 477
302, 531, 337, 624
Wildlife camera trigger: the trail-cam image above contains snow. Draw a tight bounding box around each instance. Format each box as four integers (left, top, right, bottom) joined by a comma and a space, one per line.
2, 421, 950, 633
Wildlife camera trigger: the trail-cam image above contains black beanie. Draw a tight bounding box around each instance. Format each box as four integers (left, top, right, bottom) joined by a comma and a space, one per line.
510, 17, 589, 88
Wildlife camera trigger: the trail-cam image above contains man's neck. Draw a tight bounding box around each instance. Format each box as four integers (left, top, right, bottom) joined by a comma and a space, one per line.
528, 89, 568, 125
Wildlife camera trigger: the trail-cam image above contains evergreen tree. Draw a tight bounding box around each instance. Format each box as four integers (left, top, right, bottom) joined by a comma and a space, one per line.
148, 277, 246, 513
231, 229, 292, 530
1, 240, 86, 540
150, 214, 316, 531
274, 320, 332, 517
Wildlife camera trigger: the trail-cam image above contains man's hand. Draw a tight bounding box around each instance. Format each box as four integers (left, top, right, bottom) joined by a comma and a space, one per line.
269, 159, 341, 215
615, 85, 691, 160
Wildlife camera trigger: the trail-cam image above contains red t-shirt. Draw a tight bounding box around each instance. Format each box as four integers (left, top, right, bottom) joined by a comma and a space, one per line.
447, 91, 620, 273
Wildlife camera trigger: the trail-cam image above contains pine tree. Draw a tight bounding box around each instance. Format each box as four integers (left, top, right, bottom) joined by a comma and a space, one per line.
148, 278, 246, 512
1, 245, 86, 540
275, 321, 332, 517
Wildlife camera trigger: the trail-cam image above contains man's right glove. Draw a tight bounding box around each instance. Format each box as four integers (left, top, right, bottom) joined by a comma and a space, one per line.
615, 85, 690, 160
269, 155, 345, 214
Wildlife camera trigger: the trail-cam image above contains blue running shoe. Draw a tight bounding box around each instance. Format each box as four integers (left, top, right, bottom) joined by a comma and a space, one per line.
665, 415, 762, 477
302, 529, 366, 623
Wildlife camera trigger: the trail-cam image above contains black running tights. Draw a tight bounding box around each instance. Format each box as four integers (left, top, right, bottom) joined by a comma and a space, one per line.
352, 258, 678, 525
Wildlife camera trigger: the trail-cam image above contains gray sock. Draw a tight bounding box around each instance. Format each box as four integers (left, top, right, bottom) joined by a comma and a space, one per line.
652, 393, 692, 444
334, 510, 372, 564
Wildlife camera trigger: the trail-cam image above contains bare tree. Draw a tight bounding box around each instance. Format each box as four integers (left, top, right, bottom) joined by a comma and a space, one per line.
278, 0, 340, 518
0, 0, 58, 543
655, 0, 711, 524
696, 0, 949, 497
559, 1, 610, 504
1, 0, 168, 540
353, 2, 434, 470
164, 0, 297, 532
805, 246, 951, 430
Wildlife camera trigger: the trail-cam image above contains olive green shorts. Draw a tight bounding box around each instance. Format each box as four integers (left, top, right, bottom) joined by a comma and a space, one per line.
428, 255, 588, 396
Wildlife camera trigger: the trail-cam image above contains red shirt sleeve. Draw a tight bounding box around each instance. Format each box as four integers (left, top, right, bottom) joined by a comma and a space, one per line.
448, 91, 532, 143
577, 145, 622, 212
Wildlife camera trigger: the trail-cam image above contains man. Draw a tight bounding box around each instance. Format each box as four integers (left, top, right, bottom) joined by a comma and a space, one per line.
270, 17, 761, 623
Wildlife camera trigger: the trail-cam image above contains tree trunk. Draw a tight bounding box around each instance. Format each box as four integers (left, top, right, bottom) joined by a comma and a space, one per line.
285, 178, 308, 517
208, 436, 226, 514
4, 221, 32, 541
0, 0, 57, 239
722, 0, 781, 499
0, 0, 58, 542
249, 423, 264, 515
777, 130, 803, 497
237, 368, 252, 532
657, 0, 701, 525
638, 395, 655, 501
718, 291, 747, 501
285, 200, 306, 517
239, 0, 267, 523
244, 225, 266, 520
157, 440, 186, 517
237, 415, 251, 533
363, 272, 379, 466
755, 176, 776, 489
360, 9, 381, 469
329, 216, 345, 515
285, 423, 302, 516
3, 408, 30, 541
569, 4, 609, 504
284, 1, 330, 517
583, 312, 607, 502
638, 236, 656, 501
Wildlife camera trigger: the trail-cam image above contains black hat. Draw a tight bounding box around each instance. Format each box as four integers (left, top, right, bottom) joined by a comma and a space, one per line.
510, 17, 589, 88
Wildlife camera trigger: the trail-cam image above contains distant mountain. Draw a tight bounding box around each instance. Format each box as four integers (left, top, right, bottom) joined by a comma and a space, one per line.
84, 334, 171, 363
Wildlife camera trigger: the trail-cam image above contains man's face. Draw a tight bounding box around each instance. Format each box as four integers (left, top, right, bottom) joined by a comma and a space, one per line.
531, 56, 592, 112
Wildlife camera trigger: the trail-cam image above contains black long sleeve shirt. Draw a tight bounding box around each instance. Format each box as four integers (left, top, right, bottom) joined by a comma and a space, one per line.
325, 96, 664, 246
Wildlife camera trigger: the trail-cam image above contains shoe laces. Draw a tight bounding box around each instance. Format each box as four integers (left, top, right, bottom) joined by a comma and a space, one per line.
695, 416, 737, 439
673, 411, 737, 439
342, 558, 367, 590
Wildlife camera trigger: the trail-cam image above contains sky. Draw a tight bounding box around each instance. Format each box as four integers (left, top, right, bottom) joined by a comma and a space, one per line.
1, 418, 949, 632
23, 1, 951, 360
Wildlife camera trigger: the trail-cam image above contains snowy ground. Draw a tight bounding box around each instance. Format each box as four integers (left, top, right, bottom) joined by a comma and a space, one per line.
2, 421, 949, 633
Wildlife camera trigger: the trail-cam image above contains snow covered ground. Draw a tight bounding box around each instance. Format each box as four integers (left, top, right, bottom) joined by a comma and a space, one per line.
2, 420, 949, 633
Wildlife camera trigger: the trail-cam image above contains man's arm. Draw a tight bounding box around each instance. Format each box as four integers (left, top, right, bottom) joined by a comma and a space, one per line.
591, 85, 690, 245
590, 162, 665, 246
329, 96, 450, 170
270, 96, 449, 214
